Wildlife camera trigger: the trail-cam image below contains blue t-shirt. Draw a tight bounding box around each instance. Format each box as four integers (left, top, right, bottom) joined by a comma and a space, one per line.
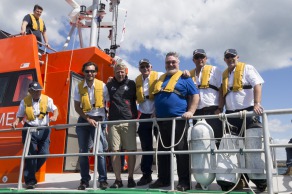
154, 75, 198, 118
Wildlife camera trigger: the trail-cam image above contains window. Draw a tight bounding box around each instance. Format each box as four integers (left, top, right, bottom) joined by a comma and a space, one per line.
0, 77, 9, 104
13, 74, 33, 102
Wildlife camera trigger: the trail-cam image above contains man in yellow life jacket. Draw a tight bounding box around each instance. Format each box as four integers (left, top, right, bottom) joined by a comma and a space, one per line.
74, 62, 109, 190
188, 49, 224, 189
220, 49, 266, 191
135, 58, 163, 186
12, 81, 58, 189
149, 52, 199, 191
21, 4, 50, 48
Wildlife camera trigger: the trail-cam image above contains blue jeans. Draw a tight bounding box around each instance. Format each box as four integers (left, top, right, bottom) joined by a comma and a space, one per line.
137, 113, 157, 175
286, 138, 292, 167
22, 123, 50, 184
76, 117, 108, 183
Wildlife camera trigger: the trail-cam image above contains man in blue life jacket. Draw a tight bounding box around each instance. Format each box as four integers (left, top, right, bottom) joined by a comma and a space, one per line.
21, 4, 50, 49
149, 52, 199, 191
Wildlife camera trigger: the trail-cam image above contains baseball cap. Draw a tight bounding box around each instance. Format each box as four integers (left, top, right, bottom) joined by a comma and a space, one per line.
138, 58, 150, 66
29, 81, 43, 91
224, 49, 238, 56
193, 49, 206, 56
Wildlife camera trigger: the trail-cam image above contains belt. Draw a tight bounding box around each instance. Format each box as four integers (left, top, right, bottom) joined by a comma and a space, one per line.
88, 116, 103, 121
197, 106, 218, 112
144, 95, 149, 99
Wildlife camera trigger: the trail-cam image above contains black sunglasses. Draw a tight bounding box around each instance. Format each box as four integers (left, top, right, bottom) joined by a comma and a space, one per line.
139, 65, 150, 69
225, 54, 236, 59
84, 70, 96, 73
193, 55, 206, 60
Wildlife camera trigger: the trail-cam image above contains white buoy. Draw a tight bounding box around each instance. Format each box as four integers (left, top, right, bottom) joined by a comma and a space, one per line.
190, 119, 216, 190
216, 133, 239, 188
245, 127, 266, 180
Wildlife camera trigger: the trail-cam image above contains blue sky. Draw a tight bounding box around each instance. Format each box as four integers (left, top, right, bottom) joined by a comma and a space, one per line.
0, 0, 291, 159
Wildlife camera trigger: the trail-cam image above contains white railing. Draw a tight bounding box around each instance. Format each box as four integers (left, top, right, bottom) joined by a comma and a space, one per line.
0, 108, 291, 193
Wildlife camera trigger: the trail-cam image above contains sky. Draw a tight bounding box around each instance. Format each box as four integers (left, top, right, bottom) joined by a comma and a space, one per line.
0, 0, 291, 159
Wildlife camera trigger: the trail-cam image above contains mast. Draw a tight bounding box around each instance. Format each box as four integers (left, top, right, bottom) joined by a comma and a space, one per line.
89, 0, 98, 47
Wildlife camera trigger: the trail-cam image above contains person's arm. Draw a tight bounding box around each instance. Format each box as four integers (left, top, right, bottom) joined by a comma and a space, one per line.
12, 117, 24, 129
215, 86, 224, 114
20, 21, 28, 35
49, 109, 59, 122
253, 84, 263, 115
74, 100, 97, 127
42, 31, 50, 48
182, 94, 199, 119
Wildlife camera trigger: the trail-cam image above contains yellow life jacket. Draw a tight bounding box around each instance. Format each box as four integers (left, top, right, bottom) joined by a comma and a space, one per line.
24, 94, 48, 121
190, 65, 213, 88
136, 71, 158, 104
78, 79, 104, 112
153, 70, 183, 95
222, 62, 245, 97
29, 14, 44, 32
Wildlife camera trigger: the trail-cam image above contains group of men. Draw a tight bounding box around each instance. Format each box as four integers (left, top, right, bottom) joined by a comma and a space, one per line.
12, 2, 291, 192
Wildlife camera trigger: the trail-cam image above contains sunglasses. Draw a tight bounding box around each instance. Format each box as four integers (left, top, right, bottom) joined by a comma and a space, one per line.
84, 70, 96, 74
193, 55, 206, 60
165, 60, 177, 65
139, 65, 150, 69
225, 54, 236, 59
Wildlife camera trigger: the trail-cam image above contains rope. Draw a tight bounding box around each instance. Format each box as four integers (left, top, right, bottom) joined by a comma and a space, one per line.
152, 118, 188, 177
66, 21, 78, 83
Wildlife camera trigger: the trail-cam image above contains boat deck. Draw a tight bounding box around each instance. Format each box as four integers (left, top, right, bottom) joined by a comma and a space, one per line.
0, 172, 291, 193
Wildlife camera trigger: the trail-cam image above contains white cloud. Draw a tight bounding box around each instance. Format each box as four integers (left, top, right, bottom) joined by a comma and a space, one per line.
268, 119, 292, 133
1, 0, 292, 72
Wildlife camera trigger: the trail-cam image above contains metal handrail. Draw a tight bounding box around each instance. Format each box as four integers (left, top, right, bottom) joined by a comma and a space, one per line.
0, 108, 292, 193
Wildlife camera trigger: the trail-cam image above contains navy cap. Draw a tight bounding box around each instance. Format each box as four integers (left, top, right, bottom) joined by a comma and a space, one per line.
139, 58, 150, 66
224, 49, 238, 56
193, 49, 206, 56
29, 81, 43, 91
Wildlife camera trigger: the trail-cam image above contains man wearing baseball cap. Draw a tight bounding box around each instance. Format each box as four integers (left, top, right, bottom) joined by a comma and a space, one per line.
135, 58, 163, 186
12, 81, 58, 189
220, 49, 266, 191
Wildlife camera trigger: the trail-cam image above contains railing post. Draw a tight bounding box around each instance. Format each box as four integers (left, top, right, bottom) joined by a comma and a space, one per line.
170, 118, 176, 190
93, 123, 101, 190
262, 113, 274, 194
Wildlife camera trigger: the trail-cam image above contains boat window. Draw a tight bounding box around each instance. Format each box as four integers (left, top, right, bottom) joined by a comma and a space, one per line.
0, 77, 9, 104
12, 74, 33, 102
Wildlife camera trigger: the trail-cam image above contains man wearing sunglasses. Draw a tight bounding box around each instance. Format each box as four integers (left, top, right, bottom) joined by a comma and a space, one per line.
220, 49, 266, 191
150, 52, 199, 191
135, 59, 163, 186
188, 49, 223, 189
74, 62, 109, 190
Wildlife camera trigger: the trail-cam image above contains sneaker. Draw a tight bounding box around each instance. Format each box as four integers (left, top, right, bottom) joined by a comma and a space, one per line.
77, 181, 89, 190
99, 181, 108, 190
26, 181, 36, 189
256, 184, 267, 192
176, 182, 190, 191
110, 180, 123, 188
195, 182, 202, 189
127, 178, 136, 188
149, 179, 170, 188
282, 166, 292, 176
137, 175, 152, 186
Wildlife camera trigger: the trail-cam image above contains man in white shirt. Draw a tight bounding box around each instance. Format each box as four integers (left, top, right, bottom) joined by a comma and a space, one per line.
74, 62, 109, 190
12, 81, 58, 189
221, 49, 266, 192
135, 59, 162, 186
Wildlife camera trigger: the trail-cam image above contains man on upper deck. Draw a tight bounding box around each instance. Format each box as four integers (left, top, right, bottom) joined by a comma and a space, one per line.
149, 52, 199, 191
21, 4, 50, 48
